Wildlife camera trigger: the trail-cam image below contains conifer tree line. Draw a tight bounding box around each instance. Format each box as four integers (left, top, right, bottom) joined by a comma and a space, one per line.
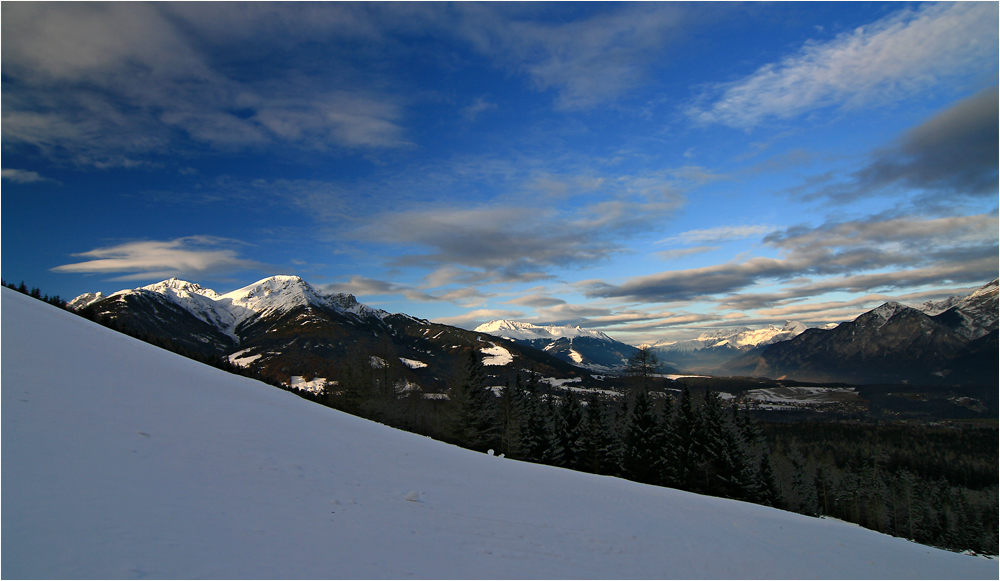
3, 279, 69, 309
765, 423, 997, 556
7, 280, 993, 556
321, 345, 782, 508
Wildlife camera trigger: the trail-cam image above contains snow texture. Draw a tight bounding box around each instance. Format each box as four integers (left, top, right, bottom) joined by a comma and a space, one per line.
2, 288, 996, 579
479, 342, 514, 366
399, 357, 428, 369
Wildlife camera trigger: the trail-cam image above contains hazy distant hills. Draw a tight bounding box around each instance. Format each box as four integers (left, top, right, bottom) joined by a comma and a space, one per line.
650, 321, 811, 374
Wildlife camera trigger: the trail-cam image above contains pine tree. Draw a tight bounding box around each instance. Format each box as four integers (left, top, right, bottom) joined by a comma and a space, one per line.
670, 387, 700, 491
451, 349, 499, 452
621, 387, 662, 485
788, 441, 817, 516
624, 345, 659, 392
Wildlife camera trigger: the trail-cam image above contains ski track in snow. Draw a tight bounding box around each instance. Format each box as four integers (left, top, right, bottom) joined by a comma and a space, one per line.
2, 288, 996, 580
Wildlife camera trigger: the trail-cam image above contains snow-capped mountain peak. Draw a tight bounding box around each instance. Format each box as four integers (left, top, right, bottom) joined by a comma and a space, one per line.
668, 321, 808, 352
219, 275, 326, 319
866, 301, 910, 329
65, 291, 105, 311
140, 278, 222, 300
475, 319, 615, 342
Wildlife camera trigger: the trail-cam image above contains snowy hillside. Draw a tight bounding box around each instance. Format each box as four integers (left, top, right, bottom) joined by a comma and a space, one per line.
2, 288, 995, 579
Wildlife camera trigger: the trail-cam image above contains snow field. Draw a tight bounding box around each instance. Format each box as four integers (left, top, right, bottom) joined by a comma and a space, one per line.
2, 289, 996, 579
479, 342, 514, 366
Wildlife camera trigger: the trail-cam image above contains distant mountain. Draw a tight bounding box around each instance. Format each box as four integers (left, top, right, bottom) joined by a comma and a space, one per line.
70, 276, 600, 394
473, 319, 653, 373
725, 280, 998, 385
651, 321, 808, 374
916, 278, 998, 339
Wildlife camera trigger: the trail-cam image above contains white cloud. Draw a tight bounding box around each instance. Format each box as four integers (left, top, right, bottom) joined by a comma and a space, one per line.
691, 2, 998, 128
1, 168, 54, 184
51, 236, 268, 280
658, 225, 775, 245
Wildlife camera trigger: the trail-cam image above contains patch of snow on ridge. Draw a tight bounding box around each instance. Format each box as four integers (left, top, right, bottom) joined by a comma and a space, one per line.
480, 343, 513, 366
288, 376, 328, 394
399, 358, 427, 369
4, 288, 997, 579
228, 349, 262, 368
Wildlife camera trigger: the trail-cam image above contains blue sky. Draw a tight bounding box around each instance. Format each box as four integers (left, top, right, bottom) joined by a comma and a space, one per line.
2, 1, 997, 345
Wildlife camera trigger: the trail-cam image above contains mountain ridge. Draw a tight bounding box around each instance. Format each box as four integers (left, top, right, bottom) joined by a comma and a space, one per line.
728, 280, 998, 385
69, 276, 604, 394
474, 319, 646, 372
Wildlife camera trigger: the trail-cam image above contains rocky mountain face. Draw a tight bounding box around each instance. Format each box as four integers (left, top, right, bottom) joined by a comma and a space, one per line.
71, 276, 598, 394
651, 321, 808, 374
473, 319, 654, 372
725, 280, 998, 385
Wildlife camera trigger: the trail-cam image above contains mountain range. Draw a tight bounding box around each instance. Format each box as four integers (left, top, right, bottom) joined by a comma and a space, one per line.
724, 280, 998, 385
473, 319, 662, 373
68, 276, 998, 390
650, 321, 812, 374
69, 276, 600, 394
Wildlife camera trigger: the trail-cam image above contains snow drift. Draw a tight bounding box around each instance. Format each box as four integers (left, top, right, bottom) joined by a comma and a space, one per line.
2, 288, 995, 579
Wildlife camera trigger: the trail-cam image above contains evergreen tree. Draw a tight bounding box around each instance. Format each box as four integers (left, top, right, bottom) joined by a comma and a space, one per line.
788, 441, 817, 516
621, 387, 662, 485
450, 349, 499, 452
624, 345, 659, 392
669, 387, 700, 490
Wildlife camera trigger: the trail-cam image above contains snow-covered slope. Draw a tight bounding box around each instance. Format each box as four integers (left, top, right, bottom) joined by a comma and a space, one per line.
3, 289, 995, 579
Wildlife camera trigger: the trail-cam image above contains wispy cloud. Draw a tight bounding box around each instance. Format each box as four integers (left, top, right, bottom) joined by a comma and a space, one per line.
454, 3, 688, 110
50, 236, 269, 281
460, 97, 498, 121
653, 247, 718, 262
690, 2, 998, 128
1, 168, 56, 184
657, 225, 775, 245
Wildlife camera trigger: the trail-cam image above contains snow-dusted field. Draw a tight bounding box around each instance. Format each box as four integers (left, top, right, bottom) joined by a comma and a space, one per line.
2, 288, 996, 579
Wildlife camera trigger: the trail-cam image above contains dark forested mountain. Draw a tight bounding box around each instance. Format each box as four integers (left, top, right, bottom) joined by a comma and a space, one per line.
71, 276, 602, 393
723, 280, 998, 385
